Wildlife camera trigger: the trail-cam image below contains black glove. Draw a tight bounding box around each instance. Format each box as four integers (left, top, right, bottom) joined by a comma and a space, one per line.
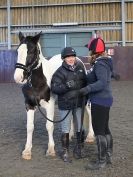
79, 86, 89, 96
66, 80, 77, 89
64, 90, 80, 99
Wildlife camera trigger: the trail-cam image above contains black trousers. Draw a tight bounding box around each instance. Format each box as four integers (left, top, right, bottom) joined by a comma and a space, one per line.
91, 103, 111, 136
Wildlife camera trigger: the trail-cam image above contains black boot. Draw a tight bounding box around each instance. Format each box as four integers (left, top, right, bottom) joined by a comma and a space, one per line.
61, 133, 71, 163
81, 130, 85, 147
86, 135, 107, 170
73, 131, 85, 159
105, 134, 113, 164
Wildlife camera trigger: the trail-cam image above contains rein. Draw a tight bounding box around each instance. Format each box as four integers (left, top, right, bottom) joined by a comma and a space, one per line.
30, 83, 71, 123
28, 78, 85, 125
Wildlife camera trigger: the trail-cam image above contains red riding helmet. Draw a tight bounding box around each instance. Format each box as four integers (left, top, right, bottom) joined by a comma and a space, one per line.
86, 38, 105, 54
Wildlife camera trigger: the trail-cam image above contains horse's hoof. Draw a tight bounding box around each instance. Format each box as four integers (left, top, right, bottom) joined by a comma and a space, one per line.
85, 137, 95, 144
87, 140, 94, 144
69, 136, 74, 141
22, 151, 32, 160
46, 150, 56, 157
69, 134, 74, 141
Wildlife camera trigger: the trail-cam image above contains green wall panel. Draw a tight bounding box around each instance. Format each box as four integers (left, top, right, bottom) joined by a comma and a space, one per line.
40, 32, 92, 58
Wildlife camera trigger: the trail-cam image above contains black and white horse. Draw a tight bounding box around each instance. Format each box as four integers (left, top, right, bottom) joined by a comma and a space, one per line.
14, 32, 94, 160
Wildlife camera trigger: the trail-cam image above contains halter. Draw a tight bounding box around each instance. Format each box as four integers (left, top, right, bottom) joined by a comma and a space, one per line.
15, 44, 40, 79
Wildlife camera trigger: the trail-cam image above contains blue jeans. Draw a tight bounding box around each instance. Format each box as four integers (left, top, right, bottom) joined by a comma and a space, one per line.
59, 108, 82, 133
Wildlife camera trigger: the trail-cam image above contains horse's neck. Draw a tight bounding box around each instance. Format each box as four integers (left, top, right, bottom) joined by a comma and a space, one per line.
38, 57, 51, 87
38, 43, 62, 87
32, 64, 46, 87
37, 43, 50, 86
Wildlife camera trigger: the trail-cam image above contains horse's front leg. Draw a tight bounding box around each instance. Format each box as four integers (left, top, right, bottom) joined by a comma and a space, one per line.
41, 99, 56, 156
46, 120, 55, 156
22, 109, 35, 160
85, 105, 95, 143
69, 119, 74, 141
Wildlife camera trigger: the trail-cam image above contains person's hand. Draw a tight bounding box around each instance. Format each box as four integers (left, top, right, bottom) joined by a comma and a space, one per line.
66, 80, 77, 89
79, 87, 89, 96
64, 90, 80, 99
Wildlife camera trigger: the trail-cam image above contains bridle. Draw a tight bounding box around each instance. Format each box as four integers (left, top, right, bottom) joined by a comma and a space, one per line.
15, 43, 40, 82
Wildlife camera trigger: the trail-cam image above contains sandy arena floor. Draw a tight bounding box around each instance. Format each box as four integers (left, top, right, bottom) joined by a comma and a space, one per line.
0, 81, 133, 177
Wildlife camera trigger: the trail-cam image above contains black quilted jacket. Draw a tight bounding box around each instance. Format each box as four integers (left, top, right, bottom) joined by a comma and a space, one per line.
51, 60, 87, 110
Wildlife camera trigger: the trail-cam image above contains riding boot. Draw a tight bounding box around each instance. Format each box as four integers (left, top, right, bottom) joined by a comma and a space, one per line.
81, 130, 85, 147
73, 130, 85, 159
61, 133, 71, 163
86, 135, 107, 170
105, 134, 113, 164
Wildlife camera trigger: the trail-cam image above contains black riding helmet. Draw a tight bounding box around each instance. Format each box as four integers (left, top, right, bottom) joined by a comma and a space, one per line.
61, 47, 76, 59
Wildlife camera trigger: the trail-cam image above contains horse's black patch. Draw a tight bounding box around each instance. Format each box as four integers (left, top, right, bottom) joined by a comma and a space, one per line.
18, 33, 50, 110
22, 65, 50, 110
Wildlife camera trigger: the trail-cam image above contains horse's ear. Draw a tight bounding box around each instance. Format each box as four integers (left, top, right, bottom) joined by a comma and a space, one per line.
33, 31, 42, 43
19, 32, 25, 42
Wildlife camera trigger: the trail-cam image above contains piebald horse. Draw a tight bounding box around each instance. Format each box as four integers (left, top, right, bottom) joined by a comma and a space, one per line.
14, 32, 94, 160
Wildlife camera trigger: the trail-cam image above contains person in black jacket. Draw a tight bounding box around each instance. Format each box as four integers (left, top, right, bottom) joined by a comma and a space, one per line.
51, 47, 87, 162
79, 38, 113, 170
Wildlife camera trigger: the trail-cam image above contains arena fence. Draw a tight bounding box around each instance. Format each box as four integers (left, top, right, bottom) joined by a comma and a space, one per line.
0, 47, 132, 82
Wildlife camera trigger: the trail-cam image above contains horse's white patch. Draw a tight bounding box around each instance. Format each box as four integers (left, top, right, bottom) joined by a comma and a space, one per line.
41, 54, 63, 87
14, 44, 28, 84
17, 44, 28, 64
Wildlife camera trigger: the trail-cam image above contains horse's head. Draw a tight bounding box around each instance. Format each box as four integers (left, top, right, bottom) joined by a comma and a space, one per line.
14, 31, 42, 84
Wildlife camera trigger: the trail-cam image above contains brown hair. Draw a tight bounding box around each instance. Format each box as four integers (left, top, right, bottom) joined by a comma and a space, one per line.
88, 51, 108, 65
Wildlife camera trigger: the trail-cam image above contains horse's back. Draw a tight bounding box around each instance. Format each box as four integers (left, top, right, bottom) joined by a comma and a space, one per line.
48, 54, 63, 77
41, 54, 86, 86
49, 54, 85, 72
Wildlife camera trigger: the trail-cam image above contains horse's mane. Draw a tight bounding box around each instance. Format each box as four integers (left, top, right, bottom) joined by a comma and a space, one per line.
37, 43, 46, 61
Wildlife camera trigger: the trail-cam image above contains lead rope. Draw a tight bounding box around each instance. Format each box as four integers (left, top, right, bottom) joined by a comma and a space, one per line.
30, 84, 71, 123
80, 96, 86, 139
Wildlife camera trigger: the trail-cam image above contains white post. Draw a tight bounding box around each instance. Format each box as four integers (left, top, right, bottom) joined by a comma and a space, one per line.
121, 0, 126, 46
7, 0, 11, 49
